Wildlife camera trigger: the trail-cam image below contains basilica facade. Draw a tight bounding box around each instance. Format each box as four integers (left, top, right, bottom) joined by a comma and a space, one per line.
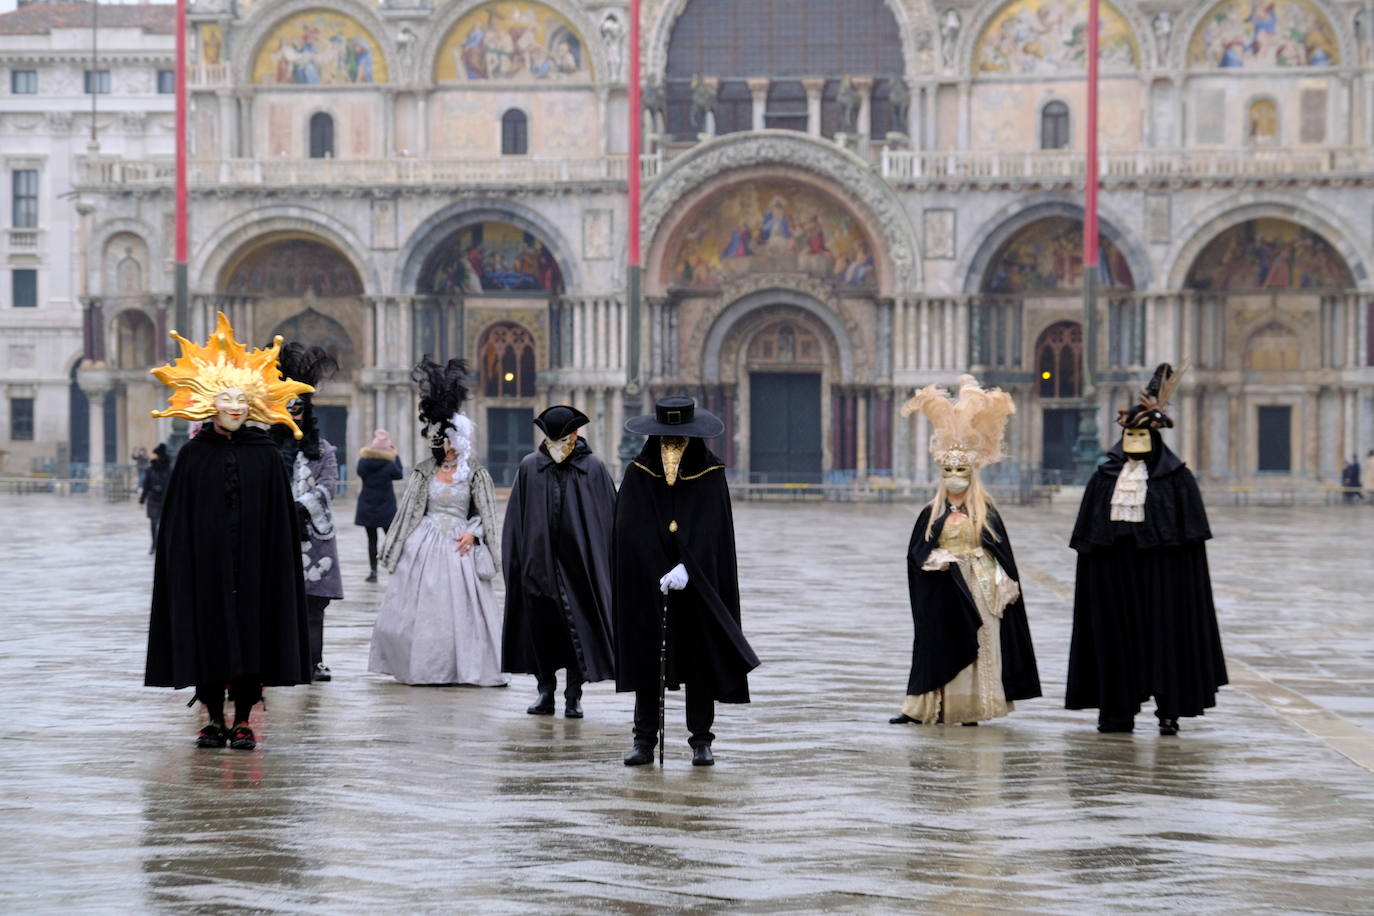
8, 0, 1374, 488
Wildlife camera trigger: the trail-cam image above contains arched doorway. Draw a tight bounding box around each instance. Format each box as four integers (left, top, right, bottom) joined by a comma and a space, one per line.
273, 308, 358, 458
745, 319, 825, 483
476, 321, 538, 485
1034, 320, 1083, 480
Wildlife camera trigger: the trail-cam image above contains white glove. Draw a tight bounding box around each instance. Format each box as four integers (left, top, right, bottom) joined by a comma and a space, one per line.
659, 563, 688, 594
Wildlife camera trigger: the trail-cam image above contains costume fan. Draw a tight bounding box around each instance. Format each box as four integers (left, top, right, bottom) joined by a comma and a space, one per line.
890, 375, 1040, 726
369, 356, 507, 686
1066, 362, 1227, 735
144, 312, 313, 751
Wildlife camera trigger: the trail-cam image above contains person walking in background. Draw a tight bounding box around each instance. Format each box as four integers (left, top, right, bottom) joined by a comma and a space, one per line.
132, 446, 150, 488
1341, 455, 1363, 504
138, 443, 172, 555
501, 405, 617, 720
355, 429, 404, 583
1363, 450, 1374, 502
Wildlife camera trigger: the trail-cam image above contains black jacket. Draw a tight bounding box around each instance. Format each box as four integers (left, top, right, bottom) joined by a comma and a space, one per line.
613, 437, 758, 702
139, 458, 172, 521
354, 448, 403, 528
501, 438, 617, 682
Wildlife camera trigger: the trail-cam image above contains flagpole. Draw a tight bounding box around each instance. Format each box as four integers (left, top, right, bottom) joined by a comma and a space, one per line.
1074, 0, 1102, 482
169, 0, 190, 458
619, 0, 644, 467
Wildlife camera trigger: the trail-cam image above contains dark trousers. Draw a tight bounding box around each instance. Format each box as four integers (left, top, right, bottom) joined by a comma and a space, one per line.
149, 517, 159, 550
537, 670, 583, 700
306, 595, 330, 666
1099, 696, 1177, 729
197, 678, 261, 725
633, 684, 715, 749
365, 526, 386, 571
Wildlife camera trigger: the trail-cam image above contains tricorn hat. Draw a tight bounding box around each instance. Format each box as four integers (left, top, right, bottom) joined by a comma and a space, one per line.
1117, 362, 1188, 430
624, 395, 724, 439
534, 405, 589, 441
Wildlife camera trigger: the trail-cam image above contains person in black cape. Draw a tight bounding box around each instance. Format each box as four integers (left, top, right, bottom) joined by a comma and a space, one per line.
889, 376, 1040, 726
501, 405, 617, 718
144, 312, 314, 751
138, 443, 172, 555
1066, 362, 1227, 735
615, 396, 759, 766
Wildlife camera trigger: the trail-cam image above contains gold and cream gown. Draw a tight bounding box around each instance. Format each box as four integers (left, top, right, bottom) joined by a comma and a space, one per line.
901, 511, 1021, 724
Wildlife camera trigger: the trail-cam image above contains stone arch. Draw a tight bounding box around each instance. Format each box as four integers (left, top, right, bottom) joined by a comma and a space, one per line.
643, 132, 918, 294
272, 307, 358, 377
110, 307, 157, 370
647, 0, 931, 85
89, 218, 159, 296
960, 196, 1150, 293
1164, 199, 1368, 292
960, 0, 1153, 76
421, 0, 605, 84
1244, 320, 1304, 370
192, 207, 378, 295
102, 232, 150, 297
398, 200, 579, 293
236, 0, 397, 87
1033, 319, 1084, 398
1176, 0, 1347, 71
217, 234, 365, 298
701, 286, 857, 384
475, 320, 539, 398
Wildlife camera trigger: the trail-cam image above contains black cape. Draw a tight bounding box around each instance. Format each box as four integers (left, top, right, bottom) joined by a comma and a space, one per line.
613, 437, 759, 703
144, 425, 311, 689
354, 449, 403, 528
905, 505, 1042, 701
1065, 439, 1228, 719
501, 437, 617, 683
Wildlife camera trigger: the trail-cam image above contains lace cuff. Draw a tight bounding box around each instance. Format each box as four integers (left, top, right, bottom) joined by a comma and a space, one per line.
991, 564, 1020, 619
921, 548, 960, 572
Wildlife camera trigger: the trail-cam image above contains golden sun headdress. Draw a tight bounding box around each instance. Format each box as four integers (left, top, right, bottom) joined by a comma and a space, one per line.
150, 311, 314, 438
900, 374, 1015, 469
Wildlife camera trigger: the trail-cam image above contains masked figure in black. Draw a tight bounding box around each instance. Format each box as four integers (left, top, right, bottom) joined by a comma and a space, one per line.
270, 343, 342, 682
1066, 363, 1228, 735
615, 396, 759, 767
502, 405, 617, 718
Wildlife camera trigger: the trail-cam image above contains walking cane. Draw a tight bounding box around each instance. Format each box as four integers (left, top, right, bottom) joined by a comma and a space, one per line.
658, 591, 669, 767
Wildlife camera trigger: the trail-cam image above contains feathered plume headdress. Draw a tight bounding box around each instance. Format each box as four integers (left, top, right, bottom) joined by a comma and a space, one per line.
412, 355, 473, 470
1117, 361, 1189, 430
901, 374, 1015, 469
273, 342, 339, 459
150, 312, 313, 438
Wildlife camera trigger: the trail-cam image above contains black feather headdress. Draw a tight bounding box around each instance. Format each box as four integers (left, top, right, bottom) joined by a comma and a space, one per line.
1117, 361, 1189, 430
273, 342, 339, 461
412, 356, 470, 459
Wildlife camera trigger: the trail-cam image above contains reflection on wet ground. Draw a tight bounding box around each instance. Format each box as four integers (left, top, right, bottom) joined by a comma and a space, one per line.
2, 494, 1372, 910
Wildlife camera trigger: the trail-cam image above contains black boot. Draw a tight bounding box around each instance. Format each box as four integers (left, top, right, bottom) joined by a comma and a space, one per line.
1097, 715, 1135, 734
365, 564, 378, 584
564, 679, 584, 719
527, 679, 556, 715
1158, 717, 1180, 736
623, 744, 654, 766
691, 744, 714, 766
889, 713, 919, 725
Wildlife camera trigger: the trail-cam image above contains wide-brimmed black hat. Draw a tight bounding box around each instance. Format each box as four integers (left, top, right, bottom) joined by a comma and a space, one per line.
624, 396, 724, 438
533, 404, 589, 440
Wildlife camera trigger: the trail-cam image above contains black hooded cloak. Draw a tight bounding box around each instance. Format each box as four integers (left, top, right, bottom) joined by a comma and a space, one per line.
613, 437, 759, 703
501, 436, 618, 683
905, 505, 1041, 701
1065, 435, 1227, 720
145, 425, 311, 689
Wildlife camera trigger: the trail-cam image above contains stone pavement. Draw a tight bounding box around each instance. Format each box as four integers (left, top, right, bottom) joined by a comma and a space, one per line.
2, 492, 1373, 913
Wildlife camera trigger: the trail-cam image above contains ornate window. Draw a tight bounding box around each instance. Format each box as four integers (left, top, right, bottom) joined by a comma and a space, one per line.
1041, 101, 1070, 150
1245, 322, 1301, 371
1036, 321, 1082, 399
501, 109, 529, 155
479, 322, 537, 398
748, 320, 823, 365
309, 113, 334, 159
1246, 98, 1278, 145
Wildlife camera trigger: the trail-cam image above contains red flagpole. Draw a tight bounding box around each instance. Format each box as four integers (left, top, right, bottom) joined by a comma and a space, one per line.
628, 0, 641, 269
1074, 0, 1102, 481
175, 0, 187, 266
1083, 0, 1099, 278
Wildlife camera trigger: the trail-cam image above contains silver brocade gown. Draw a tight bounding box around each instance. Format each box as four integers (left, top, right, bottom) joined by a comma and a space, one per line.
368, 475, 508, 686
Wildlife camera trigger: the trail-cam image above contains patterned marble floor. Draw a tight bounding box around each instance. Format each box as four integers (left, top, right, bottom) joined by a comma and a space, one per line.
1, 492, 1372, 913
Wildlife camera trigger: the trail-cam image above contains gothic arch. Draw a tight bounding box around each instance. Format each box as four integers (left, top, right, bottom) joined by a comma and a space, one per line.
273, 308, 358, 376
1164, 198, 1368, 292
959, 0, 1155, 76
960, 196, 1151, 293
419, 0, 606, 85
234, 0, 399, 87
397, 200, 579, 293
89, 217, 159, 296
1174, 0, 1349, 71
643, 132, 918, 294
700, 286, 857, 384
192, 207, 378, 295
646, 0, 931, 84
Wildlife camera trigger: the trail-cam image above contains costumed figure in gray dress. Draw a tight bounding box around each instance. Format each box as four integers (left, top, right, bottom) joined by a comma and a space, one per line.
271, 343, 343, 682
369, 357, 507, 687
890, 376, 1041, 727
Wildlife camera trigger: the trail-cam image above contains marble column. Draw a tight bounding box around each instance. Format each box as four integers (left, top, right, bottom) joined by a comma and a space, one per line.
802, 77, 825, 137
747, 78, 770, 132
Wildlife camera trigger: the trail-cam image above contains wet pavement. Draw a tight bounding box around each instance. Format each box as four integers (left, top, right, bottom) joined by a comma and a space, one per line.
3, 492, 1373, 912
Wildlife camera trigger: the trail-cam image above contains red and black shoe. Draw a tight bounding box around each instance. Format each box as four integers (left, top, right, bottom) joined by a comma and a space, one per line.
228, 722, 257, 750
196, 721, 228, 748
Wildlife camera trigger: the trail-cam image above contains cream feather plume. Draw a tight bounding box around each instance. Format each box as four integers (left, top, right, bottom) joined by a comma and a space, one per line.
901, 375, 1016, 468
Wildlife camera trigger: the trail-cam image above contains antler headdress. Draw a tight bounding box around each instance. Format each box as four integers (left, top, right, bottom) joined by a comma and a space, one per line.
150, 311, 314, 438
901, 375, 1015, 469
1117, 361, 1189, 430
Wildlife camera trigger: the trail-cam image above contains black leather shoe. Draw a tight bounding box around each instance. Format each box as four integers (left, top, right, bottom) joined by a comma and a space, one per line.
196, 722, 227, 748
889, 713, 918, 725
526, 692, 555, 715
229, 723, 256, 750
691, 745, 714, 766
564, 696, 583, 718
623, 744, 654, 766
1097, 718, 1135, 734
365, 572, 378, 583
1158, 718, 1180, 736
312, 663, 332, 682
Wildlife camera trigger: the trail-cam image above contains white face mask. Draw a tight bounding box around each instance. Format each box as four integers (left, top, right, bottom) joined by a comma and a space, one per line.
944, 476, 970, 494
941, 464, 972, 494
547, 432, 577, 463
213, 388, 249, 431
